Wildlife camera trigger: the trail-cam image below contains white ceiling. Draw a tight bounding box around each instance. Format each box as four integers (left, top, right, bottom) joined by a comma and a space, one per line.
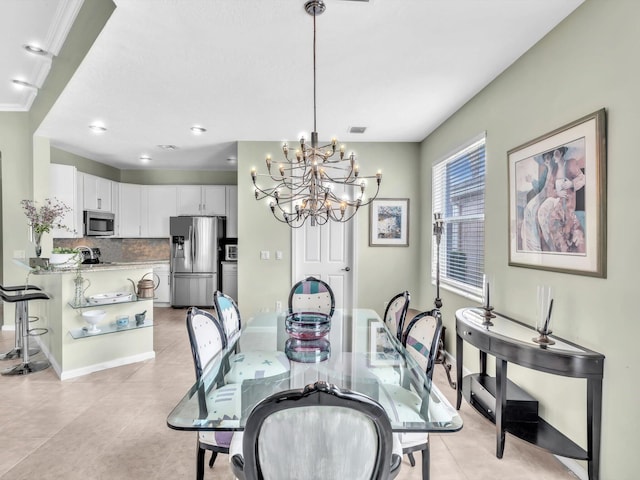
2, 0, 584, 171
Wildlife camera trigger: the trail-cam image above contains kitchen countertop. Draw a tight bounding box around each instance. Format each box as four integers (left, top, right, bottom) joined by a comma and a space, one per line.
15, 259, 169, 275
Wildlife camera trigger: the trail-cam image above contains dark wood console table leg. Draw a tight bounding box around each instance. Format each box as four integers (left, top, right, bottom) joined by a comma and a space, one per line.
479, 350, 487, 376
456, 332, 463, 410
587, 377, 603, 480
495, 358, 507, 459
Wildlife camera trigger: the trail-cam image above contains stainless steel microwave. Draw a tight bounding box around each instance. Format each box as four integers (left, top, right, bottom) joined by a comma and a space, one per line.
84, 210, 115, 236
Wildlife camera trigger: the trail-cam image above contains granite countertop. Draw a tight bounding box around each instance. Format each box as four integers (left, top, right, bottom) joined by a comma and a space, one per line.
15, 259, 169, 275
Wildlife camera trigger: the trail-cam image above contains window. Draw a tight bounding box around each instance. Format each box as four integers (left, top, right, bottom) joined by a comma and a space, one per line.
432, 135, 486, 298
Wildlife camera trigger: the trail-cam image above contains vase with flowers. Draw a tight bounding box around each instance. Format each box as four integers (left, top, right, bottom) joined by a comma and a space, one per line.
21, 198, 73, 257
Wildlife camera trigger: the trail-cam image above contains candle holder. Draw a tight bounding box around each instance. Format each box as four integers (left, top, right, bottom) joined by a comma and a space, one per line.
533, 285, 555, 346
481, 274, 495, 326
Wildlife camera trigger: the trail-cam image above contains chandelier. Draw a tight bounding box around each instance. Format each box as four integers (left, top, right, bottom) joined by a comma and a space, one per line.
251, 0, 382, 228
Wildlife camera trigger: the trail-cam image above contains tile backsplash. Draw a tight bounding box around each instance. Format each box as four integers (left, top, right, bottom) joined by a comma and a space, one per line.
54, 238, 170, 262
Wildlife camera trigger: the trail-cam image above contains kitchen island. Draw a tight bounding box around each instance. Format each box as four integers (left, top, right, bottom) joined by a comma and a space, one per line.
27, 261, 166, 380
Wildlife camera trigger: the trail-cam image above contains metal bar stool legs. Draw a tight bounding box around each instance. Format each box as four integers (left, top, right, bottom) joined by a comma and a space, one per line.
0, 287, 51, 376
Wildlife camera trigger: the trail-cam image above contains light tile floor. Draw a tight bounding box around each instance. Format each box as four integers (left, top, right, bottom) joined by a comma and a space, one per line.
0, 307, 578, 479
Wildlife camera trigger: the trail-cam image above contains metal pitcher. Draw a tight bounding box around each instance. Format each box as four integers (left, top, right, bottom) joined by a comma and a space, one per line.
128, 272, 159, 299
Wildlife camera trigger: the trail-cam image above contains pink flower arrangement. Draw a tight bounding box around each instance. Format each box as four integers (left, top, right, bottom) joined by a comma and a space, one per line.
21, 198, 72, 234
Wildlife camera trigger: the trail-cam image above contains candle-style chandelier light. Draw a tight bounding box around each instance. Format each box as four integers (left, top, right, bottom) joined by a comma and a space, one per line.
251, 0, 382, 228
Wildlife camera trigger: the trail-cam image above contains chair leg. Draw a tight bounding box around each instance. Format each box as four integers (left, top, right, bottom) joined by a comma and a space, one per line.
209, 451, 218, 467
196, 445, 205, 480
407, 452, 416, 467
421, 444, 430, 480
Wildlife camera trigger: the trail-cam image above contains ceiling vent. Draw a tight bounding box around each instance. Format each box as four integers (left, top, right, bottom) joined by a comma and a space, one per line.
349, 126, 367, 134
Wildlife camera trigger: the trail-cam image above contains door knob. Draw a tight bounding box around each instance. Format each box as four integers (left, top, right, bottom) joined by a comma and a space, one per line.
342, 266, 351, 272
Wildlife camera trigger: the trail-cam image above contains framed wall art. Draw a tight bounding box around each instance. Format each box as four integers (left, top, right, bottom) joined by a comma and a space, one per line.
507, 108, 607, 277
369, 198, 409, 247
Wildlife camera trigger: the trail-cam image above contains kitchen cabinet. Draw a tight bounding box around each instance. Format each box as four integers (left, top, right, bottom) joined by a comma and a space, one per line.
83, 173, 113, 212
226, 186, 238, 238
154, 264, 171, 305
221, 261, 238, 300
118, 183, 144, 237
177, 185, 225, 216
49, 164, 82, 238
146, 185, 177, 237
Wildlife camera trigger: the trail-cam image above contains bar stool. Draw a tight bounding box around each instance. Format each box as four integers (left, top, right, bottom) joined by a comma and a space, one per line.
0, 286, 51, 375
0, 284, 43, 361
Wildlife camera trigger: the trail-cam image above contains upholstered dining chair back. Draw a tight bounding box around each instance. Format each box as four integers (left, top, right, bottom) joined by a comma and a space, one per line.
213, 290, 241, 347
230, 381, 401, 480
402, 312, 443, 380
383, 291, 411, 341
186, 306, 239, 479
186, 306, 225, 379
288, 276, 335, 317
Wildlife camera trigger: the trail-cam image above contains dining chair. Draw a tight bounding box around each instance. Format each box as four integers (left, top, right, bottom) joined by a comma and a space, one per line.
379, 311, 443, 480
287, 276, 335, 317
213, 290, 291, 383
230, 380, 402, 480
186, 306, 242, 479
383, 291, 411, 342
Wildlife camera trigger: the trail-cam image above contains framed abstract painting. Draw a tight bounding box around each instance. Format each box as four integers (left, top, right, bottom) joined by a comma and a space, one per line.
369, 198, 409, 247
507, 109, 607, 277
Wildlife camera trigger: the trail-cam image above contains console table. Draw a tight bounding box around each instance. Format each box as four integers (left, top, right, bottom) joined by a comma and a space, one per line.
455, 307, 604, 480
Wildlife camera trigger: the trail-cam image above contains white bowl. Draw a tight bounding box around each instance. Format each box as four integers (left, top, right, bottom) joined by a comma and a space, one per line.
49, 253, 78, 265
82, 309, 106, 332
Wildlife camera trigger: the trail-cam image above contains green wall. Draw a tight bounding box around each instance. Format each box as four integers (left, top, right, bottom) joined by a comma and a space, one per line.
237, 141, 422, 319
420, 0, 639, 477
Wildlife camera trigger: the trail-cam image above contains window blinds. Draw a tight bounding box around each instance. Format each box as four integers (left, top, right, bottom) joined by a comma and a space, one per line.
432, 136, 486, 297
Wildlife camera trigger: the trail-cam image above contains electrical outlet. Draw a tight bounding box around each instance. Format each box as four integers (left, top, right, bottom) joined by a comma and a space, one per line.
276, 250, 283, 260
260, 250, 270, 260
275, 301, 282, 312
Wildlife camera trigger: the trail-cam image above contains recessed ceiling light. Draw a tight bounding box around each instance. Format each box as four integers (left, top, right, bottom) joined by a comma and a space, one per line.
349, 126, 367, 134
23, 44, 51, 57
11, 79, 38, 90
88, 123, 107, 133
190, 125, 207, 135
158, 144, 178, 150
139, 155, 152, 162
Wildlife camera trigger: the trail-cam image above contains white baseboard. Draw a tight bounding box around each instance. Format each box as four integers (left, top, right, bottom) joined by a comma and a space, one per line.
442, 350, 588, 480
32, 336, 155, 380
59, 351, 156, 380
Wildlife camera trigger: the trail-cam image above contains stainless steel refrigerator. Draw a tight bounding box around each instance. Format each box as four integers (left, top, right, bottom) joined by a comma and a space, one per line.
170, 216, 224, 307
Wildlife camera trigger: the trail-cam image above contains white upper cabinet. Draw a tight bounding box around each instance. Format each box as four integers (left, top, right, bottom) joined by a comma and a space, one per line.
118, 183, 143, 237
226, 186, 238, 238
177, 185, 225, 216
83, 173, 113, 212
49, 164, 81, 238
146, 185, 177, 237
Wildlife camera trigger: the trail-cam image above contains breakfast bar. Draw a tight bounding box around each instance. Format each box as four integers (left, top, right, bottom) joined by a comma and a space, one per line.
27, 262, 159, 380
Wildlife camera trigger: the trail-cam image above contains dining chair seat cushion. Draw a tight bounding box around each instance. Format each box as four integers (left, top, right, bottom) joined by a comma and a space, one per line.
225, 350, 291, 383
369, 366, 401, 385
378, 384, 428, 448
199, 383, 242, 447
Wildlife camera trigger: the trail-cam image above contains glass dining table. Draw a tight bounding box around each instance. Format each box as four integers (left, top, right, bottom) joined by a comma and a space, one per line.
167, 308, 463, 434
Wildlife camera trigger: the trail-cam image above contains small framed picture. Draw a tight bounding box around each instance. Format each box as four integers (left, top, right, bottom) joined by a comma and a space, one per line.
369, 198, 409, 247
508, 109, 607, 277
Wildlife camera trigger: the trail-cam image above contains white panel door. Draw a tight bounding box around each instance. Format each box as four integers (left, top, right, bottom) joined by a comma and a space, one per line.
293, 218, 355, 311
